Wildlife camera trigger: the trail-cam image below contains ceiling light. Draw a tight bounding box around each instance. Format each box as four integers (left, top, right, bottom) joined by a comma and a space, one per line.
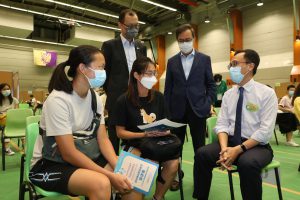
44, 0, 146, 24
167, 32, 172, 35
204, 16, 210, 23
257, 0, 264, 6
140, 0, 177, 12
0, 4, 120, 30
0, 34, 77, 47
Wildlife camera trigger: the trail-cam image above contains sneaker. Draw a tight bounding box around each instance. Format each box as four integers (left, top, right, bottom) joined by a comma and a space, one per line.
5, 148, 15, 156
286, 141, 300, 147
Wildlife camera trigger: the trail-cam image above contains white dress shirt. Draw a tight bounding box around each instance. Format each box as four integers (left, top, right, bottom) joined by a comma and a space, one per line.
180, 49, 195, 80
120, 34, 136, 74
214, 79, 278, 144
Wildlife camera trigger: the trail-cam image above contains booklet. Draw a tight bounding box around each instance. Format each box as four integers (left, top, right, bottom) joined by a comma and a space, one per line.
114, 150, 159, 195
137, 118, 186, 132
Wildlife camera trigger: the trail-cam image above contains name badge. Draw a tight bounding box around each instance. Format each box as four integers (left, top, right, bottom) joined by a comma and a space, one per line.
246, 102, 259, 112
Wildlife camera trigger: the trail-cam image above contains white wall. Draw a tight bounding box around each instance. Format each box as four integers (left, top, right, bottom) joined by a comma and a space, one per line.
0, 38, 70, 91
243, 0, 294, 85
198, 15, 230, 74
165, 34, 179, 66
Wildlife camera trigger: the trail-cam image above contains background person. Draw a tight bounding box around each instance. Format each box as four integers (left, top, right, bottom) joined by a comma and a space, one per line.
0, 83, 19, 156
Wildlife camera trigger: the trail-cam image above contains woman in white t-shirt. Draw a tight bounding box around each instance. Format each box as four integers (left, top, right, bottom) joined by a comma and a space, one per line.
0, 83, 19, 155
29, 45, 132, 200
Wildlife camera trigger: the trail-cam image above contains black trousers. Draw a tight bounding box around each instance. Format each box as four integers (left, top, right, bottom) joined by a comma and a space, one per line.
107, 110, 119, 155
171, 102, 207, 155
193, 141, 273, 200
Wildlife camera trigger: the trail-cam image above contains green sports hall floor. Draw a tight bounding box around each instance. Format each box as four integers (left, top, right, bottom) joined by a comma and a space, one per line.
1, 129, 300, 200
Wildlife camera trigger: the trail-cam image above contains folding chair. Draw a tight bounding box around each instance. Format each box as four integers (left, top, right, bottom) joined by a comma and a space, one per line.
19, 103, 30, 109
26, 115, 41, 126
1, 108, 33, 170
19, 123, 63, 200
206, 116, 283, 200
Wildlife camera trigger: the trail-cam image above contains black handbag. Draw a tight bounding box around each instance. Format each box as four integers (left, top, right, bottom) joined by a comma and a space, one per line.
130, 134, 182, 162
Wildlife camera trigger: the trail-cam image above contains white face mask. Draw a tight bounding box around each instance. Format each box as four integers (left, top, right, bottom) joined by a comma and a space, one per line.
1, 89, 11, 97
178, 40, 193, 54
140, 76, 157, 89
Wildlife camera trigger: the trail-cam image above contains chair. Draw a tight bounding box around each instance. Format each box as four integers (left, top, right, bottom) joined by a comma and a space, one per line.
206, 116, 218, 144
1, 108, 33, 170
19, 103, 30, 109
206, 116, 283, 200
26, 115, 41, 126
19, 123, 63, 200
214, 107, 221, 116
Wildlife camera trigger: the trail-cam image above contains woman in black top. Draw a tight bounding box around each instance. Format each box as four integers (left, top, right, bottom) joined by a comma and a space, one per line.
114, 57, 179, 200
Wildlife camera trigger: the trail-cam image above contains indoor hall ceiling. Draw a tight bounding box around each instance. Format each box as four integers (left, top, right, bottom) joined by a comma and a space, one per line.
0, 0, 273, 42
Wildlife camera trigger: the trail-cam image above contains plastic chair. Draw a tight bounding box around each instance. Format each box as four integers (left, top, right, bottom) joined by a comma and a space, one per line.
206, 116, 283, 200
1, 108, 33, 170
214, 107, 221, 116
206, 116, 218, 144
19, 123, 63, 200
228, 160, 282, 200
26, 115, 41, 126
19, 103, 30, 109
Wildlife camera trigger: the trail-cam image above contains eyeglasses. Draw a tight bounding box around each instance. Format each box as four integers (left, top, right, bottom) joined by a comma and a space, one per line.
178, 38, 193, 43
143, 70, 157, 77
122, 23, 140, 29
88, 65, 105, 70
227, 60, 251, 69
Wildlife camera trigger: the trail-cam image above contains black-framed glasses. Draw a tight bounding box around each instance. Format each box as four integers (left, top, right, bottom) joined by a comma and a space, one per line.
143, 70, 158, 77
227, 60, 251, 69
178, 38, 193, 43
122, 23, 140, 29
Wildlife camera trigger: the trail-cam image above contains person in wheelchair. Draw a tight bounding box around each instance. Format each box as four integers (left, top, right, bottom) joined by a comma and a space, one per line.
113, 57, 180, 200
29, 45, 132, 200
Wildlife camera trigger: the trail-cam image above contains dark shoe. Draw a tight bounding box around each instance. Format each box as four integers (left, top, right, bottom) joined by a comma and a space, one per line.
170, 180, 180, 191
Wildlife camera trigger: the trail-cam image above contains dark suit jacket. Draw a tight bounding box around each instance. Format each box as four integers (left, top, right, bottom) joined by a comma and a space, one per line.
101, 36, 147, 112
164, 51, 216, 119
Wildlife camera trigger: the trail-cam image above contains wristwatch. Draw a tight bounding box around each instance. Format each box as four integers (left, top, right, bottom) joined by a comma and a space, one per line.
240, 144, 247, 152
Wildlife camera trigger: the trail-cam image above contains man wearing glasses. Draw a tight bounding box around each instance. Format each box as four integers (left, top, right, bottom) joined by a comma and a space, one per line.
164, 23, 216, 190
193, 49, 277, 200
101, 9, 147, 154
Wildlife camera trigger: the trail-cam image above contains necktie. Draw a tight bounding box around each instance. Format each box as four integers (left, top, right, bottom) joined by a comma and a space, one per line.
232, 87, 244, 146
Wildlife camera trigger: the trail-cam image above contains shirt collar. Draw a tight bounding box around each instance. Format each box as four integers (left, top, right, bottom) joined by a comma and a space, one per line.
237, 78, 254, 93
180, 49, 195, 57
120, 34, 135, 45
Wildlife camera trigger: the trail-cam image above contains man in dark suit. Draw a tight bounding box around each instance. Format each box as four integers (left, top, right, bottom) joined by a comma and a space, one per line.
101, 9, 147, 154
164, 24, 216, 189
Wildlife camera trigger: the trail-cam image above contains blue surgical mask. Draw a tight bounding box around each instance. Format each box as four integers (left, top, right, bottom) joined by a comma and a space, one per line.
289, 90, 294, 97
229, 66, 244, 84
86, 68, 106, 88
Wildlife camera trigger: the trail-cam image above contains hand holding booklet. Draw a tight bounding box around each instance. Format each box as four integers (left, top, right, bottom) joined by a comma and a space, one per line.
114, 151, 159, 195
137, 118, 186, 132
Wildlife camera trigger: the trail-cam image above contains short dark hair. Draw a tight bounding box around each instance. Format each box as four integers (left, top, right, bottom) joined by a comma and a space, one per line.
287, 84, 295, 91
214, 74, 222, 82
119, 9, 137, 23
234, 49, 260, 75
175, 24, 195, 39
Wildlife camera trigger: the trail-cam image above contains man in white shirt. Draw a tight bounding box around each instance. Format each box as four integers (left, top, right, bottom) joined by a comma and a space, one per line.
193, 49, 278, 200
